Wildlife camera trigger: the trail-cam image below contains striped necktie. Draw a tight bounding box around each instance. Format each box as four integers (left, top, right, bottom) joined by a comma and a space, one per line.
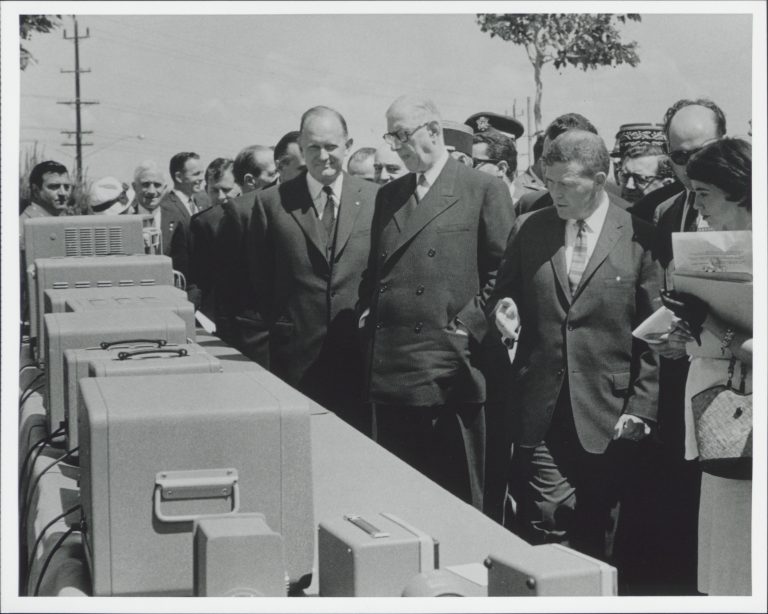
568, 220, 588, 294
321, 185, 337, 249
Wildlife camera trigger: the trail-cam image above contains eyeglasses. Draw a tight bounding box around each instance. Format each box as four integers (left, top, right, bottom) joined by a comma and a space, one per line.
472, 157, 502, 168
383, 122, 429, 146
665, 138, 719, 166
618, 171, 659, 189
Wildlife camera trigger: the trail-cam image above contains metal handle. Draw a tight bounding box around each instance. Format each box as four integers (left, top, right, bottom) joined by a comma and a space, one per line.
153, 468, 239, 524
117, 348, 188, 360
344, 514, 390, 538
100, 338, 167, 350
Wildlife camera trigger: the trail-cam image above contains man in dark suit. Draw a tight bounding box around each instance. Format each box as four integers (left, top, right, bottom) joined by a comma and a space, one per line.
358, 96, 516, 509
247, 107, 378, 432
158, 152, 208, 278
216, 139, 304, 363
516, 113, 631, 216
489, 130, 662, 561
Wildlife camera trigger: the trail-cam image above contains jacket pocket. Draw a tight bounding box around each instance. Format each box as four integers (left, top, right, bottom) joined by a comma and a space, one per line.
610, 371, 631, 396
436, 223, 470, 233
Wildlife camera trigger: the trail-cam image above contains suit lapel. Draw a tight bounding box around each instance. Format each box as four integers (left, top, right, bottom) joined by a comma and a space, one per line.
284, 175, 328, 266
544, 211, 571, 303
391, 174, 418, 232
387, 158, 460, 260
170, 191, 191, 221
572, 203, 624, 301
334, 173, 363, 260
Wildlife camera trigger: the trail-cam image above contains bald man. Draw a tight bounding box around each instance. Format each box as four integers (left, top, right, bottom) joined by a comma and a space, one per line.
358, 95, 515, 509
373, 144, 408, 185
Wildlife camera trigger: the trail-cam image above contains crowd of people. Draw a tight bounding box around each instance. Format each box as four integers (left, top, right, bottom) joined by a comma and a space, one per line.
19, 95, 753, 597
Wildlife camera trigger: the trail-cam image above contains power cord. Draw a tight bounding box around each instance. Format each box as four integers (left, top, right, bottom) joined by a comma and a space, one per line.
25, 504, 82, 594
32, 523, 81, 596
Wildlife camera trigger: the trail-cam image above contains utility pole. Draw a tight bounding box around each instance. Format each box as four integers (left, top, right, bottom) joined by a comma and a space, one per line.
58, 16, 98, 185
526, 96, 533, 165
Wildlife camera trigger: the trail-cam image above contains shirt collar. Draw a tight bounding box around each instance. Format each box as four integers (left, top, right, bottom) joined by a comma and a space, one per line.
173, 189, 192, 207
306, 171, 344, 202
419, 149, 450, 188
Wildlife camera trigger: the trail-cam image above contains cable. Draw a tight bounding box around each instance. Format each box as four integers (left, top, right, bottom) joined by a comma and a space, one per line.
19, 363, 38, 374
19, 372, 44, 400
33, 524, 80, 596
19, 383, 45, 408
25, 504, 82, 594
19, 427, 65, 493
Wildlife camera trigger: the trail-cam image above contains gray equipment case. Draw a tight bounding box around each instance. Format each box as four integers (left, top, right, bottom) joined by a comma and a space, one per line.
78, 371, 314, 596
44, 309, 188, 432
63, 342, 220, 450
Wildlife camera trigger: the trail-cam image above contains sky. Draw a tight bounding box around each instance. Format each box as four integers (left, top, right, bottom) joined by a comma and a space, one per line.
13, 7, 755, 183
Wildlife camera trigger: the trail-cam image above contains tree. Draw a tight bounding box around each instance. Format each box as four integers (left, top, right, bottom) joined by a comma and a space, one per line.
20, 15, 61, 70
476, 14, 642, 133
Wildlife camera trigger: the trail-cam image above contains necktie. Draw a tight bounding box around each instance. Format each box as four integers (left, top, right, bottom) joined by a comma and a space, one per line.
321, 185, 337, 244
415, 173, 428, 202
682, 191, 697, 232
568, 220, 588, 294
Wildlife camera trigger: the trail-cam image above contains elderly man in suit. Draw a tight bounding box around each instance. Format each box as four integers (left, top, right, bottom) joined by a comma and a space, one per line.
489, 130, 662, 561
359, 95, 515, 509
247, 107, 378, 431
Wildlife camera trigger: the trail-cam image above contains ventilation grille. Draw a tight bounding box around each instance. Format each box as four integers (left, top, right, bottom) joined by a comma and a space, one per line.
64, 226, 126, 256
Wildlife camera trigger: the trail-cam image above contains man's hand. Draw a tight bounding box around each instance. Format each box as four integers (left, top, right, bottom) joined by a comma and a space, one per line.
494, 297, 520, 348
646, 319, 694, 359
613, 414, 651, 442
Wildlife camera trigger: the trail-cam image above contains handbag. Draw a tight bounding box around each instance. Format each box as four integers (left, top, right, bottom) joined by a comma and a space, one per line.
691, 358, 752, 479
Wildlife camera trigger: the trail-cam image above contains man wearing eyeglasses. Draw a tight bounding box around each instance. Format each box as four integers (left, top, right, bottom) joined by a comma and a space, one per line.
618, 142, 676, 204
622, 98, 726, 595
358, 95, 515, 510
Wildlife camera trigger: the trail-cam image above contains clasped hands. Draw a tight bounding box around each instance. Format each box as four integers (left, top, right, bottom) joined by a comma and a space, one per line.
646, 290, 709, 359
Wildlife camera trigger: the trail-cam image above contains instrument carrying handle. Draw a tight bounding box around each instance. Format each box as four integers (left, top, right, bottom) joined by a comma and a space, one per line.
99, 339, 167, 350
153, 468, 240, 524
117, 348, 188, 361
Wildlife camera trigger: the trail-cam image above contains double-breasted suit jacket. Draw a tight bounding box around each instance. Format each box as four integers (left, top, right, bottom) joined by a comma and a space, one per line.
247, 171, 378, 412
490, 203, 662, 454
359, 156, 516, 407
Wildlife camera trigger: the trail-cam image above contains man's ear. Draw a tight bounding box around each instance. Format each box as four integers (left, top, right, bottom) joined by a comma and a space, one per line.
497, 160, 510, 179
592, 171, 607, 188
427, 120, 441, 138
346, 138, 354, 151
172, 171, 182, 186
243, 173, 257, 189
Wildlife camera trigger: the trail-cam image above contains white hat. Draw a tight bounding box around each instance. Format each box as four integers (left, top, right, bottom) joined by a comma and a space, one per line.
88, 176, 134, 214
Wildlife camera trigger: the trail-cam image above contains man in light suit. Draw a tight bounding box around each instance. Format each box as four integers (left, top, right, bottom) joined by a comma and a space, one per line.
247, 107, 378, 431
489, 130, 662, 561
359, 96, 516, 509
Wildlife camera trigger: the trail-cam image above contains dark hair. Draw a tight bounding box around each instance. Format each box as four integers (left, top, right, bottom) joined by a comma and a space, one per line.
533, 133, 545, 163
169, 152, 200, 181
544, 113, 598, 142
299, 106, 348, 138
29, 160, 68, 189
542, 130, 610, 177
473, 132, 518, 177
274, 131, 301, 164
687, 138, 751, 211
233, 145, 272, 185
622, 142, 675, 179
205, 157, 234, 183
662, 98, 727, 139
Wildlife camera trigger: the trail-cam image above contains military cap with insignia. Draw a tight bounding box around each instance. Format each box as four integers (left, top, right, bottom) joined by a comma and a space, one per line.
610, 123, 666, 160
442, 120, 474, 157
465, 111, 524, 140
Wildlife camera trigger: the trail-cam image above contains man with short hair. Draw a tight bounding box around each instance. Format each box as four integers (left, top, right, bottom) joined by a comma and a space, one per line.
373, 144, 408, 185
131, 160, 168, 254
489, 130, 662, 562
273, 130, 306, 184
359, 96, 515, 509
472, 131, 518, 201
618, 142, 675, 204
516, 113, 629, 214
233, 145, 278, 191
20, 161, 72, 241
512, 132, 546, 203
347, 147, 377, 182
247, 107, 378, 431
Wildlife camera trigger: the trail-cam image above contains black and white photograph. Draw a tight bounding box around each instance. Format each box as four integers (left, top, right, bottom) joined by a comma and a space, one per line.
1, 1, 765, 612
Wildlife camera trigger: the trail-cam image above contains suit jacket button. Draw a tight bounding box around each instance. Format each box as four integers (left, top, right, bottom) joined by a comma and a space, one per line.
567, 324, 574, 331
376, 321, 384, 330
381, 250, 388, 259
427, 249, 436, 257
379, 283, 388, 294
557, 368, 565, 376
414, 322, 423, 333
416, 285, 424, 295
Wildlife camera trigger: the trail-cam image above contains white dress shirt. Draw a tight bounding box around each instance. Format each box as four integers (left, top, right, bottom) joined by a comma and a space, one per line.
173, 189, 197, 216
564, 191, 610, 272
416, 150, 450, 202
306, 172, 344, 221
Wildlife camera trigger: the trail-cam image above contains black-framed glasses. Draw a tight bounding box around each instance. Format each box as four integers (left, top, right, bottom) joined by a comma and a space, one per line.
472, 157, 502, 168
666, 147, 702, 166
383, 122, 429, 146
618, 171, 658, 189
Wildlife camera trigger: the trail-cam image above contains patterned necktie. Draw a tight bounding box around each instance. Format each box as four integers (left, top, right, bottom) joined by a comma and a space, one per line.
568, 220, 588, 294
321, 185, 336, 244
